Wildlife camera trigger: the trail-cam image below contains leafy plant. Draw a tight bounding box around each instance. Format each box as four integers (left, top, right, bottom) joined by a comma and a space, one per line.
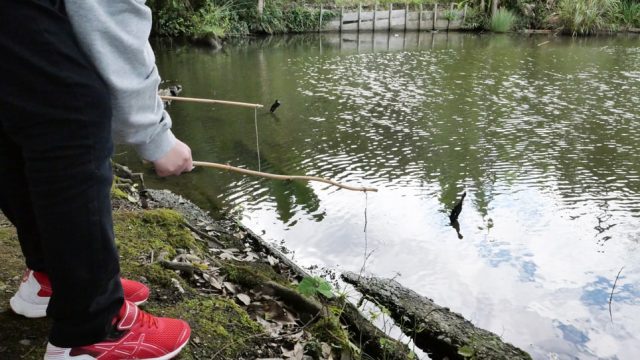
191, 2, 233, 38
443, 9, 457, 21
557, 0, 621, 35
490, 8, 518, 32
284, 4, 321, 33
298, 276, 335, 299
458, 345, 475, 358
618, 0, 640, 27
462, 6, 487, 30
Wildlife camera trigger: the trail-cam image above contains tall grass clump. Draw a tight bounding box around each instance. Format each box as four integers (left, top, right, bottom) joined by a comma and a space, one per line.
618, 0, 640, 28
490, 8, 517, 32
191, 2, 233, 39
256, 0, 325, 34
558, 0, 621, 35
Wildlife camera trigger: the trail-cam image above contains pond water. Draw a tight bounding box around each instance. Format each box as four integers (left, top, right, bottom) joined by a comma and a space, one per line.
121, 32, 640, 359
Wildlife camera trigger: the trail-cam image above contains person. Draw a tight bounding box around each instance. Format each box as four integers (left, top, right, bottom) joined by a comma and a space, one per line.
0, 1, 193, 359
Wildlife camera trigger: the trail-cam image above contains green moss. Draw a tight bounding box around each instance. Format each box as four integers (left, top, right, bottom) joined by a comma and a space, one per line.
112, 209, 203, 292
224, 262, 283, 288
110, 178, 130, 200
113, 209, 202, 261
308, 311, 350, 348
148, 297, 263, 359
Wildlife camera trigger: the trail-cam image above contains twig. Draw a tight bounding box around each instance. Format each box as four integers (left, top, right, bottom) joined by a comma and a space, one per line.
609, 266, 624, 323
182, 220, 225, 248
193, 161, 378, 192
155, 252, 197, 275
159, 95, 263, 109
159, 260, 197, 275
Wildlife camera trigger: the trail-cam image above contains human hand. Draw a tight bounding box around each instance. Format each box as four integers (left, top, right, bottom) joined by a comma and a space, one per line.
152, 139, 194, 177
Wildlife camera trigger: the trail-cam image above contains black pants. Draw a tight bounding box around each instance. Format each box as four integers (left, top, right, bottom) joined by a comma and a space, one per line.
0, 0, 123, 347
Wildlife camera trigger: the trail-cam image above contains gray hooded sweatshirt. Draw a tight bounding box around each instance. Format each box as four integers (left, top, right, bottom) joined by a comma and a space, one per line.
64, 0, 175, 161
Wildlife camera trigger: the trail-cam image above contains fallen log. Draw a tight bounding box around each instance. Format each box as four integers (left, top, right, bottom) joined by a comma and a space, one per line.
342, 272, 532, 360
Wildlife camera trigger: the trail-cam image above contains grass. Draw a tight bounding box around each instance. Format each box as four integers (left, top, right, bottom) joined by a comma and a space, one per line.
618, 0, 640, 27
558, 0, 621, 35
490, 8, 517, 33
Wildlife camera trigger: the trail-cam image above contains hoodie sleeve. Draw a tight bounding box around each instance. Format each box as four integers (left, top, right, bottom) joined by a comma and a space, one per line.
64, 0, 176, 161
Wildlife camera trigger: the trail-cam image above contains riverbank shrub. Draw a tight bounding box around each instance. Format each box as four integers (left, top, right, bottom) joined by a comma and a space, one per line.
557, 0, 621, 35
490, 8, 518, 32
257, 1, 324, 34
462, 6, 487, 30
618, 0, 640, 27
149, 0, 639, 38
150, 0, 328, 38
505, 0, 558, 29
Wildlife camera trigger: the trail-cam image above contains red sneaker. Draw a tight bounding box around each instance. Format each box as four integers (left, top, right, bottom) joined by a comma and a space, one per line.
44, 300, 191, 360
10, 269, 150, 318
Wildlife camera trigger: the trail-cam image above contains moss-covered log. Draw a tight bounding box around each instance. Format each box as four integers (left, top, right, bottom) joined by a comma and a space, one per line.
342, 272, 532, 360
150, 189, 414, 360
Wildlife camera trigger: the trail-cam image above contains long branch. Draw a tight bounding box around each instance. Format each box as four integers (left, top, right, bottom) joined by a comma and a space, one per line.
193, 161, 378, 192
160, 95, 264, 109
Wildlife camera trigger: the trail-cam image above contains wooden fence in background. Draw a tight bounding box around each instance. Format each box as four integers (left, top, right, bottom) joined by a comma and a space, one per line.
318, 3, 467, 32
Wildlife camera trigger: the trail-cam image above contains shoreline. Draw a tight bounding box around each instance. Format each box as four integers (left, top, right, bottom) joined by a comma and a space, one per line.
0, 167, 532, 359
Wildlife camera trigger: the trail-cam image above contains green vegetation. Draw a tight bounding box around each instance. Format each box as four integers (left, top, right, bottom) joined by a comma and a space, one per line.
148, 0, 639, 39
618, 0, 640, 27
150, 0, 330, 39
298, 276, 335, 298
490, 8, 517, 32
557, 0, 621, 35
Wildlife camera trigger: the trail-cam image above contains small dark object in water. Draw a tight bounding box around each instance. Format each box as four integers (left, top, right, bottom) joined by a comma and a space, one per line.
270, 99, 281, 113
169, 84, 182, 96
451, 219, 463, 239
449, 191, 466, 223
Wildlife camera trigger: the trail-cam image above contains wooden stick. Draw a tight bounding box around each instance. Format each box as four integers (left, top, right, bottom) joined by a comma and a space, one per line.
193, 161, 378, 192
160, 96, 264, 109
609, 266, 624, 322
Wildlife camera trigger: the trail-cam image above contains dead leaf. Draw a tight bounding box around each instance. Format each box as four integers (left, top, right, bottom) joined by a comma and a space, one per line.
267, 255, 279, 266
223, 282, 237, 294
282, 342, 304, 359
219, 252, 238, 260
263, 300, 297, 325
321, 343, 332, 359
236, 293, 251, 306
171, 278, 185, 294
256, 316, 283, 337
243, 252, 259, 262
202, 273, 222, 290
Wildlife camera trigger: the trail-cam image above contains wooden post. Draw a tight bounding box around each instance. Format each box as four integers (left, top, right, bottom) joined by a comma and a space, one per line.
319, 4, 323, 32
339, 6, 343, 32
357, 3, 362, 32
492, 0, 499, 18
388, 3, 392, 32
433, 3, 438, 30
404, 3, 408, 32
373, 3, 377, 31
463, 3, 467, 24
449, 2, 454, 31
257, 0, 264, 16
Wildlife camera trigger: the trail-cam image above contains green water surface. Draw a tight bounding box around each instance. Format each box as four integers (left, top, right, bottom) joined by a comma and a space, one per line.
119, 32, 640, 360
